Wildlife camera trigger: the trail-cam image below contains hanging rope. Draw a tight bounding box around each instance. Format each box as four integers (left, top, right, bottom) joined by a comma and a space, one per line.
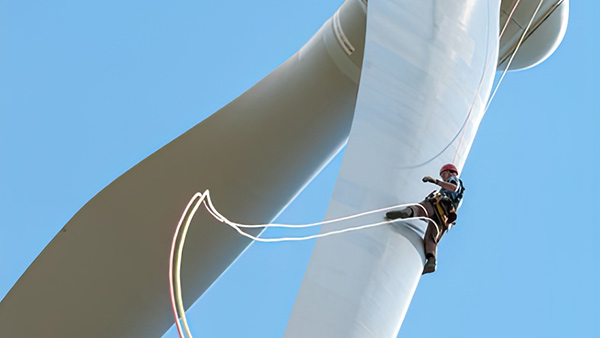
453, 0, 544, 163
169, 190, 435, 338
484, 0, 545, 113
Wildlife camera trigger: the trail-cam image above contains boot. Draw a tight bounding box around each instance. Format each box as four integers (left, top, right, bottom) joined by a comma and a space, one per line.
385, 208, 413, 220
422, 255, 436, 275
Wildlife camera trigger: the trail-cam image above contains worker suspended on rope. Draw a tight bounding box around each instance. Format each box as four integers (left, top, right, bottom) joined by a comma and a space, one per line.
385, 164, 465, 275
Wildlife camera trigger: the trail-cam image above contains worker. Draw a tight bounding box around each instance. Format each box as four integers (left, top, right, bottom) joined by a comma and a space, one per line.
385, 164, 465, 274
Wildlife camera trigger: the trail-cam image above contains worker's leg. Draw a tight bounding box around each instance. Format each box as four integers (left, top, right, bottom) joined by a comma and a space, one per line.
423, 221, 440, 259
414, 200, 433, 218
422, 222, 441, 275
386, 200, 433, 220
421, 200, 445, 274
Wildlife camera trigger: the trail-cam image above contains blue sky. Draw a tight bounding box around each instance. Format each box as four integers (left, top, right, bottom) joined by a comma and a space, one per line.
1, 1, 598, 337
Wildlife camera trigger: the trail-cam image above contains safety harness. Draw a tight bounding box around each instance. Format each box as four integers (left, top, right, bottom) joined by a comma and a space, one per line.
425, 192, 456, 231
425, 180, 465, 231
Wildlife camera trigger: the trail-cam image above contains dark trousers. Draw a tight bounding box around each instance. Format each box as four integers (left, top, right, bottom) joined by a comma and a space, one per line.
416, 200, 447, 259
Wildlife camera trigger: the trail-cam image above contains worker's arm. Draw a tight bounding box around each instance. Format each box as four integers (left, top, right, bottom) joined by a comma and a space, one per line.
422, 176, 458, 192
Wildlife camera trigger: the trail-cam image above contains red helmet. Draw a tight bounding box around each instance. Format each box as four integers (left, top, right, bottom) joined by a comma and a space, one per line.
440, 164, 458, 175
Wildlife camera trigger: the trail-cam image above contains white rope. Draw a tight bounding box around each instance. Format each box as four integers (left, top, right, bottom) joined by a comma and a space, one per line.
169, 190, 437, 338
499, 0, 521, 39
205, 191, 429, 230
451, 0, 524, 164
484, 0, 545, 112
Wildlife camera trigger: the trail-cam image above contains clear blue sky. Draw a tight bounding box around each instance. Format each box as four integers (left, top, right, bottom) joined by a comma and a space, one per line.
1, 1, 598, 337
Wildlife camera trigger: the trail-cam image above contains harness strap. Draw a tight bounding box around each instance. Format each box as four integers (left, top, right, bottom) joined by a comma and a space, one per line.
426, 192, 457, 232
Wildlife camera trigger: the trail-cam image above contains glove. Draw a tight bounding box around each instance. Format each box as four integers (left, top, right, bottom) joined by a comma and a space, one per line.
422, 176, 436, 183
